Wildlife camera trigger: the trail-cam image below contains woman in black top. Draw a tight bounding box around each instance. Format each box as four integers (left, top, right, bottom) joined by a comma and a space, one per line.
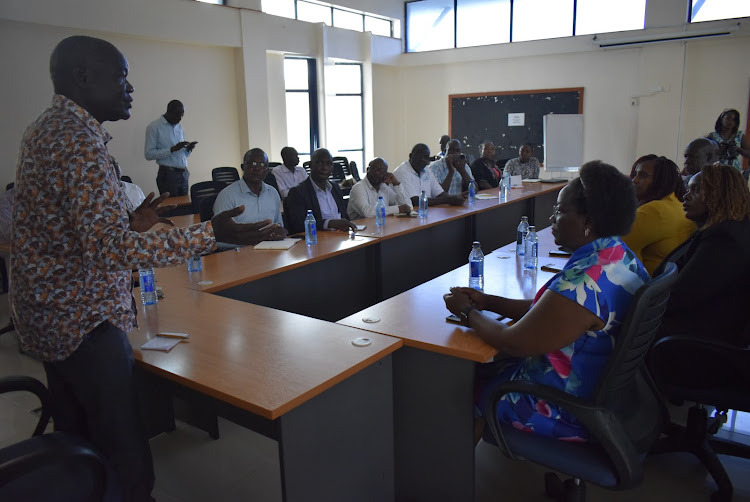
469, 140, 501, 189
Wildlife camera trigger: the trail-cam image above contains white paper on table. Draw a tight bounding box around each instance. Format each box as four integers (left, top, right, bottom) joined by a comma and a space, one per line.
254, 238, 300, 250
140, 337, 182, 352
510, 175, 523, 187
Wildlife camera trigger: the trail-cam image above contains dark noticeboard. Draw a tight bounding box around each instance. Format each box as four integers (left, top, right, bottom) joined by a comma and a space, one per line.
449, 88, 583, 165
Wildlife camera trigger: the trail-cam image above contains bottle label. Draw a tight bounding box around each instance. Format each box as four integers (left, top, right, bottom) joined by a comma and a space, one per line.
516, 231, 523, 245
141, 272, 155, 293
469, 261, 483, 277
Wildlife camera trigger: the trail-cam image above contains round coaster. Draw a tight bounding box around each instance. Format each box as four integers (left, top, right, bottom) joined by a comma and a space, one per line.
197, 280, 213, 286
362, 316, 380, 323
351, 337, 372, 347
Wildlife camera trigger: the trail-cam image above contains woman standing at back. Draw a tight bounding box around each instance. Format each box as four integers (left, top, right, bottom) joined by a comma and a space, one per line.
707, 109, 750, 172
622, 155, 696, 275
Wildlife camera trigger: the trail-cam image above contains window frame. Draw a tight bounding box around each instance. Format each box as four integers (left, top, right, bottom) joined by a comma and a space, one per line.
284, 57, 320, 160
327, 62, 365, 176
265, 0, 395, 38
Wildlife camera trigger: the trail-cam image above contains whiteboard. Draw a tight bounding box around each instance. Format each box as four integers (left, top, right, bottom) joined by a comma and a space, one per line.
543, 114, 583, 169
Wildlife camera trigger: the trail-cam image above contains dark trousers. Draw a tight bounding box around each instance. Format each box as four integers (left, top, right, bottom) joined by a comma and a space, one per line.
43, 321, 155, 502
156, 166, 189, 196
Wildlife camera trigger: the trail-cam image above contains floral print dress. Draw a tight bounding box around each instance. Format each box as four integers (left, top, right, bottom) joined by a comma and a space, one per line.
477, 236, 649, 441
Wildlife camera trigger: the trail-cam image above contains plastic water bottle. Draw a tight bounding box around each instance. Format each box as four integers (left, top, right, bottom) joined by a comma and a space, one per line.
516, 216, 529, 255
187, 255, 202, 272
375, 196, 386, 227
304, 210, 317, 245
524, 226, 538, 270
139, 267, 158, 305
468, 241, 484, 291
418, 190, 428, 218
500, 170, 510, 201
468, 180, 476, 205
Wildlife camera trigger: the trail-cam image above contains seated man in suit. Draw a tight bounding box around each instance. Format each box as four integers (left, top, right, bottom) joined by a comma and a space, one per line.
347, 157, 412, 220
213, 148, 286, 240
286, 148, 357, 234
428, 138, 474, 195
394, 143, 465, 207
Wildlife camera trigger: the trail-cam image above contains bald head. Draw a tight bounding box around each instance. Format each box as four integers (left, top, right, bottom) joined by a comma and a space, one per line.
684, 138, 719, 176
48, 36, 133, 124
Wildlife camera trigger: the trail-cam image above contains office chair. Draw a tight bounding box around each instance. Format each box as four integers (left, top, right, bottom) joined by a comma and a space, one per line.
302, 161, 311, 176
189, 181, 227, 215
483, 263, 678, 502
5, 182, 14, 191
120, 175, 132, 183
348, 160, 361, 181
268, 161, 282, 168
211, 167, 239, 185
263, 171, 281, 198
649, 336, 750, 502
199, 194, 218, 223
0, 376, 111, 501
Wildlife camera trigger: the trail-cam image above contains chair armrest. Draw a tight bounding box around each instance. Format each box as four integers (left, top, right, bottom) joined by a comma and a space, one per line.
0, 376, 51, 436
0, 433, 107, 491
654, 335, 750, 355
484, 380, 643, 486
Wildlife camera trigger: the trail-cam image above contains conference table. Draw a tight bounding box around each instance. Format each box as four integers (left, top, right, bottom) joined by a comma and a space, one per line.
133, 181, 565, 501
337, 227, 565, 502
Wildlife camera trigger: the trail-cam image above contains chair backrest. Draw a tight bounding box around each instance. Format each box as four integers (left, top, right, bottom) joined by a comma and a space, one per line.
5, 182, 14, 191
199, 194, 218, 222
190, 181, 228, 214
595, 262, 678, 400
302, 161, 311, 176
332, 156, 350, 181
269, 162, 282, 168
120, 175, 132, 183
349, 161, 361, 181
211, 167, 239, 185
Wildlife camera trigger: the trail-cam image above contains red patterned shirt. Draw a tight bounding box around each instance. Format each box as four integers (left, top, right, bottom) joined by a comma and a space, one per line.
11, 95, 217, 361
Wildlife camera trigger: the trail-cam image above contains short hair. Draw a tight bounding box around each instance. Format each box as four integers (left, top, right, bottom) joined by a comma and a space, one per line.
629, 155, 686, 203
167, 100, 183, 112
243, 148, 266, 164
281, 146, 296, 158
567, 160, 638, 237
311, 148, 331, 165
411, 143, 429, 155
714, 109, 740, 137
49, 36, 119, 93
698, 163, 750, 228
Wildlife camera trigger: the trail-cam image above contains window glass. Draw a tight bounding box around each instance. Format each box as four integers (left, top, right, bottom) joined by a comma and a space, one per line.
334, 9, 364, 31
196, 0, 223, 4
365, 16, 392, 37
457, 0, 510, 48
512, 0, 574, 42
297, 0, 332, 26
406, 0, 455, 52
284, 59, 309, 91
392, 19, 402, 39
327, 96, 363, 150
327, 64, 362, 95
691, 0, 750, 23
286, 93, 312, 155
576, 0, 645, 35
261, 0, 295, 18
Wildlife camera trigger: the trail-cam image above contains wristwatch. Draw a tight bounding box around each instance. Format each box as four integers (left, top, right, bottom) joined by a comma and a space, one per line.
459, 306, 475, 326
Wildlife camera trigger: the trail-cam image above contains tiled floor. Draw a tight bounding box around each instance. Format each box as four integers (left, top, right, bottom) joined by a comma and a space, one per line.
1, 316, 749, 501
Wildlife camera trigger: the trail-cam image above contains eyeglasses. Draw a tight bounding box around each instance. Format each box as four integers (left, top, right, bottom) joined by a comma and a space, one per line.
246, 161, 269, 170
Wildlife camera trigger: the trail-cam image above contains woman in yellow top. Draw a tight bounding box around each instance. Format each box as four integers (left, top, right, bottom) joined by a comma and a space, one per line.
622, 155, 696, 275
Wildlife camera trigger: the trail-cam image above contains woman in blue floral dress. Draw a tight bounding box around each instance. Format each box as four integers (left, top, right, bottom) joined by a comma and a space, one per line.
444, 161, 650, 441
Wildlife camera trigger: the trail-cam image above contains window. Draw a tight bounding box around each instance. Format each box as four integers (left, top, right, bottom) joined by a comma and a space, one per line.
326, 63, 364, 175
690, 0, 750, 23
512, 0, 574, 42
457, 0, 510, 48
297, 0, 332, 26
196, 0, 225, 4
262, 0, 295, 19
262, 1, 397, 38
284, 58, 319, 165
406, 0, 455, 52
575, 0, 646, 36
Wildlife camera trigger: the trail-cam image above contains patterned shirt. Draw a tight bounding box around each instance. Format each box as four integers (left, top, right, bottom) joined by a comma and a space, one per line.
503, 157, 540, 179
12, 95, 217, 362
478, 237, 649, 440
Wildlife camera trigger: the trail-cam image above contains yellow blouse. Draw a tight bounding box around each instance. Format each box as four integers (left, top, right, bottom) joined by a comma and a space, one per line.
622, 192, 696, 275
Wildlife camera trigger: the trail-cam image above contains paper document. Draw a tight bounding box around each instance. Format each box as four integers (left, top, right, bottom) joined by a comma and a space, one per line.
254, 238, 300, 250
141, 337, 183, 352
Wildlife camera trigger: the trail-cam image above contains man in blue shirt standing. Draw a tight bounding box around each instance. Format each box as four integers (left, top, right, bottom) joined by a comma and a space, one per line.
144, 100, 196, 196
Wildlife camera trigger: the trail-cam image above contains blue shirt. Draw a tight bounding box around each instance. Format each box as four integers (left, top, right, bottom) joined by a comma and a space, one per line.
479, 237, 649, 440
427, 158, 473, 195
213, 179, 283, 226
144, 116, 190, 169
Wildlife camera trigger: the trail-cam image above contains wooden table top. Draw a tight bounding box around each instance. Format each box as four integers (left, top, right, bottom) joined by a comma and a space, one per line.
353, 182, 565, 239
154, 231, 378, 293
161, 194, 191, 208
128, 287, 401, 420
337, 227, 568, 363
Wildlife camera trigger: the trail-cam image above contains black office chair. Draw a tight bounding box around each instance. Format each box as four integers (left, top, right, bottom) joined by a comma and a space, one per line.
483, 263, 678, 502
348, 160, 361, 181
0, 376, 112, 501
263, 171, 281, 198
120, 175, 132, 183
211, 167, 239, 185
5, 182, 14, 191
649, 336, 750, 502
268, 162, 282, 168
199, 194, 218, 223
302, 161, 311, 176
190, 181, 227, 215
